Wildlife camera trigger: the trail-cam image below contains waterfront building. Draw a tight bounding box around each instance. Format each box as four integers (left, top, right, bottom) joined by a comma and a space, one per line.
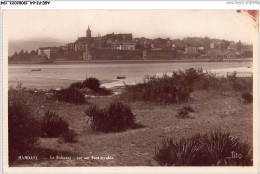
37, 47, 59, 59
185, 46, 199, 54
207, 49, 236, 59
143, 49, 175, 60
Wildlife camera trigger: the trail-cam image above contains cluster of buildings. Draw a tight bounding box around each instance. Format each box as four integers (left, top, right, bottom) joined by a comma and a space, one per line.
37, 27, 253, 60
205, 41, 253, 59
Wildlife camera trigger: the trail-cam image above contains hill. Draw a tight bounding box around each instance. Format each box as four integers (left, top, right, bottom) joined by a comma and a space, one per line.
8, 39, 66, 56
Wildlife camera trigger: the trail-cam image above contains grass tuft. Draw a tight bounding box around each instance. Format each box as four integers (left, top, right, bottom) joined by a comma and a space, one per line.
85, 101, 135, 132
154, 129, 253, 166
41, 111, 69, 138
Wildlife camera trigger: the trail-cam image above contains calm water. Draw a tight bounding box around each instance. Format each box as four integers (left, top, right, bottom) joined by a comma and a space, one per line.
9, 62, 253, 89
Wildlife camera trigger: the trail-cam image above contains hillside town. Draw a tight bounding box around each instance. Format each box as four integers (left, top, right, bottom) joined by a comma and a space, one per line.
9, 26, 253, 62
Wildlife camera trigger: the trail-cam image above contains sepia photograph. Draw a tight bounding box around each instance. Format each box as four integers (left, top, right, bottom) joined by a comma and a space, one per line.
2, 8, 259, 171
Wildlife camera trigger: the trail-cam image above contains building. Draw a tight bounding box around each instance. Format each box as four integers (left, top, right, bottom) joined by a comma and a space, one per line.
185, 46, 199, 54
75, 26, 92, 53
207, 49, 236, 59
83, 43, 92, 60
37, 47, 59, 59
75, 37, 91, 52
121, 41, 136, 50
150, 38, 172, 50
103, 33, 133, 47
93, 36, 105, 48
241, 44, 253, 52
228, 41, 237, 51
59, 45, 68, 53
143, 49, 175, 60
67, 43, 75, 51
175, 44, 187, 52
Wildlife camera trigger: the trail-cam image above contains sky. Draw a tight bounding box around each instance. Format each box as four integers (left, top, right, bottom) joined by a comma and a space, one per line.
4, 10, 259, 44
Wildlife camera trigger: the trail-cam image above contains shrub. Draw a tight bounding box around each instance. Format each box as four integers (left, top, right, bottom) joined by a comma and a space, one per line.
124, 70, 194, 104
176, 106, 194, 119
41, 111, 69, 137
8, 89, 40, 164
198, 130, 240, 165
242, 92, 253, 103
227, 72, 242, 91
107, 101, 135, 131
183, 105, 194, 112
85, 101, 135, 132
55, 87, 85, 104
69, 81, 84, 89
123, 69, 253, 104
96, 87, 113, 96
68, 77, 112, 96
154, 130, 252, 166
61, 129, 78, 143
85, 105, 108, 132
82, 77, 101, 91
176, 109, 190, 119
155, 137, 200, 166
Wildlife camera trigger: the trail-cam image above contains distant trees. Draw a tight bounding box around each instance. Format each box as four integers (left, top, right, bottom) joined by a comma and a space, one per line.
9, 49, 38, 60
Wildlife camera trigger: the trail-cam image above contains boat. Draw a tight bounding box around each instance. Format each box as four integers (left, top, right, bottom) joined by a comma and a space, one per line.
117, 76, 126, 79
31, 69, 41, 71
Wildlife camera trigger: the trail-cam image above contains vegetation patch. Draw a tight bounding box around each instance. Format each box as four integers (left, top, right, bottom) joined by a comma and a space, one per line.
176, 108, 191, 119
155, 129, 252, 166
123, 68, 253, 104
54, 87, 85, 104
61, 128, 78, 143
41, 111, 69, 138
82, 77, 101, 91
85, 101, 135, 132
241, 92, 253, 104
8, 89, 41, 164
183, 105, 195, 112
69, 77, 112, 96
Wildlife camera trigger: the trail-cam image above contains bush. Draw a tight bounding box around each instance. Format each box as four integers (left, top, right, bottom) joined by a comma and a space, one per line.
61, 129, 78, 143
176, 109, 190, 119
124, 69, 195, 104
227, 72, 241, 91
8, 89, 40, 164
155, 137, 200, 166
85, 101, 135, 132
108, 102, 135, 131
154, 130, 253, 166
85, 105, 108, 132
68, 77, 112, 96
123, 68, 252, 104
242, 92, 253, 103
69, 81, 84, 89
176, 106, 194, 119
198, 130, 240, 165
183, 105, 194, 112
41, 111, 69, 137
55, 87, 85, 104
82, 77, 101, 91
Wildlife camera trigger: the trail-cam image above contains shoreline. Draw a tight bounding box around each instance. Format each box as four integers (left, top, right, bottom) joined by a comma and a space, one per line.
8, 58, 253, 65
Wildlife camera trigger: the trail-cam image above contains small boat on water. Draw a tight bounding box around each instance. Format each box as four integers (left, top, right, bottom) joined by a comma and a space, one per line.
117, 76, 126, 79
31, 69, 41, 71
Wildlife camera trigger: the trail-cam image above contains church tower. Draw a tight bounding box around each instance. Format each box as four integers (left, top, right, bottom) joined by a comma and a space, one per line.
86, 26, 91, 38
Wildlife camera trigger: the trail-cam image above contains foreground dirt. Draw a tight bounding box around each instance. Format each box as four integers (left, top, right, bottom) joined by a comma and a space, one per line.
12, 89, 253, 166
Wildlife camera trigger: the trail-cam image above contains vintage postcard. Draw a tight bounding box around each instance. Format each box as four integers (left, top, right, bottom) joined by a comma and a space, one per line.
1, 1, 259, 173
